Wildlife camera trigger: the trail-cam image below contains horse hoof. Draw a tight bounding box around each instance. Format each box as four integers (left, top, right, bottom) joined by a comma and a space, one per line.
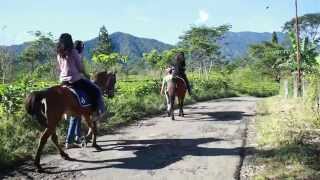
35, 165, 44, 173
62, 153, 71, 160
93, 144, 103, 151
81, 139, 88, 148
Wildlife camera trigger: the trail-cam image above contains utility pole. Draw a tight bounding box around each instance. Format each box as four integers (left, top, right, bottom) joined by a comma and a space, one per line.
295, 0, 302, 97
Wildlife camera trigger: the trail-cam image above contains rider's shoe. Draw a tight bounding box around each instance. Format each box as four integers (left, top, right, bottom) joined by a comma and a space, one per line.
65, 143, 80, 149
167, 104, 171, 112
74, 136, 81, 144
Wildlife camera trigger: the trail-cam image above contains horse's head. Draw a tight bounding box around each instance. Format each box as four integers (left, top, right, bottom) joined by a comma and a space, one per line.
94, 71, 117, 98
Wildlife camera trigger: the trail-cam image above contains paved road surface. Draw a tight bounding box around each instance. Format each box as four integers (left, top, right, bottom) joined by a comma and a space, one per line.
1, 97, 258, 180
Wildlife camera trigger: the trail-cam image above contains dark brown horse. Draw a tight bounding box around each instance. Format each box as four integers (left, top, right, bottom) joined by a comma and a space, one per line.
167, 76, 187, 120
24, 71, 116, 172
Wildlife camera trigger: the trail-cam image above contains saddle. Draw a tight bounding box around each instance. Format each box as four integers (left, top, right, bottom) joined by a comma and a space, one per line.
62, 85, 92, 107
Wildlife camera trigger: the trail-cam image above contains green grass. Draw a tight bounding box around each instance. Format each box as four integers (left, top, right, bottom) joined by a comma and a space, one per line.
251, 97, 320, 179
230, 67, 279, 97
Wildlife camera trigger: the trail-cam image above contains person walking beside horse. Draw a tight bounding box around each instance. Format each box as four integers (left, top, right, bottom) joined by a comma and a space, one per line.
64, 40, 85, 149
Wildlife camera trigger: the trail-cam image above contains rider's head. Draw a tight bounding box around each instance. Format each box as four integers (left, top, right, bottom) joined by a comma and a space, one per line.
57, 33, 74, 58
74, 40, 84, 54
176, 51, 185, 62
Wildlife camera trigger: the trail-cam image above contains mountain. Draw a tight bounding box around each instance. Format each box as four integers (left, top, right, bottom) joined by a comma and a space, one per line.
83, 32, 173, 62
2, 31, 287, 61
219, 31, 287, 59
2, 32, 173, 62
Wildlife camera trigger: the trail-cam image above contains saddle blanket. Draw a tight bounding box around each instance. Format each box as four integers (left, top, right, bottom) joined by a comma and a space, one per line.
63, 86, 92, 107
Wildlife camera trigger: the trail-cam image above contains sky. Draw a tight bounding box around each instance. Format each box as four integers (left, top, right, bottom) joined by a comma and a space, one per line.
0, 0, 319, 46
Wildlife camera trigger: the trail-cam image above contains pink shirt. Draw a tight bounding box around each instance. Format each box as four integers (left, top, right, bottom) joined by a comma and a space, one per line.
57, 49, 84, 83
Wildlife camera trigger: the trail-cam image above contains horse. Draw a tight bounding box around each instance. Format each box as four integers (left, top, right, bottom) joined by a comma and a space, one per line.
167, 76, 187, 120
24, 71, 116, 172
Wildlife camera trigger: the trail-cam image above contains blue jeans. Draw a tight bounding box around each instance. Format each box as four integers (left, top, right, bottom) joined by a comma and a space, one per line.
66, 116, 81, 144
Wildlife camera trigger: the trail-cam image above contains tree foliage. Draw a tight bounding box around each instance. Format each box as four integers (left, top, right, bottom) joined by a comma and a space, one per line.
142, 48, 185, 70
249, 41, 287, 81
272, 32, 279, 44
178, 25, 231, 75
0, 48, 14, 83
179, 25, 230, 57
283, 13, 320, 43
19, 31, 55, 73
93, 52, 128, 71
278, 31, 318, 74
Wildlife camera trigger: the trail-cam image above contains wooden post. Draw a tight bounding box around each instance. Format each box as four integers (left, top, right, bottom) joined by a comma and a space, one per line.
293, 72, 298, 98
284, 79, 289, 98
302, 78, 308, 98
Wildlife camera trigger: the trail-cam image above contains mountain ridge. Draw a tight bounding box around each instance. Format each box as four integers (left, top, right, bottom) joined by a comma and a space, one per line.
2, 31, 287, 61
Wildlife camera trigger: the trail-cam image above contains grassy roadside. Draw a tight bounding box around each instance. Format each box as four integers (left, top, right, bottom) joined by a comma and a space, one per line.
249, 97, 320, 179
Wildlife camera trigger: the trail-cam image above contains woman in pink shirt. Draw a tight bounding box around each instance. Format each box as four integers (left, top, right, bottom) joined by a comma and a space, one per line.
57, 33, 105, 118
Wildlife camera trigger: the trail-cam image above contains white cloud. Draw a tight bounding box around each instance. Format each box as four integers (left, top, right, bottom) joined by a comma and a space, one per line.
197, 9, 209, 23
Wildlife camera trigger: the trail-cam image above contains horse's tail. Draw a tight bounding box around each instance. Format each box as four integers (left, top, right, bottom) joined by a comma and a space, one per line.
25, 90, 47, 127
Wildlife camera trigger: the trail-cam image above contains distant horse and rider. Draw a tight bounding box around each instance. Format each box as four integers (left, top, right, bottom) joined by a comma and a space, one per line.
160, 52, 191, 120
24, 33, 191, 172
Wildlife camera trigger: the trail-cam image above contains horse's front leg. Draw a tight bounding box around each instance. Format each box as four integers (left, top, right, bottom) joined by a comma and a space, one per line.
165, 92, 170, 117
51, 132, 70, 160
92, 122, 100, 149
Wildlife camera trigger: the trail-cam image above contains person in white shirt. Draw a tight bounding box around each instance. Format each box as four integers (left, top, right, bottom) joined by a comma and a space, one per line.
160, 67, 175, 111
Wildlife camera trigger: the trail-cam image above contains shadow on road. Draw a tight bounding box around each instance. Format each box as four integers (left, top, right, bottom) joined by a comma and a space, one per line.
181, 111, 254, 121
0, 137, 251, 176
61, 137, 244, 172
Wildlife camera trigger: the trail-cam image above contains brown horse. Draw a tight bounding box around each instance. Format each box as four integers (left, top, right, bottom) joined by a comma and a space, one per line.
167, 76, 187, 120
24, 71, 116, 172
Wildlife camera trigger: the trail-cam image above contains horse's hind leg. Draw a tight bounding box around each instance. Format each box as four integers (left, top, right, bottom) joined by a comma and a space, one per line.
35, 128, 52, 172
177, 97, 181, 116
51, 132, 70, 160
178, 96, 185, 117
170, 95, 175, 120
92, 122, 101, 150
84, 115, 102, 151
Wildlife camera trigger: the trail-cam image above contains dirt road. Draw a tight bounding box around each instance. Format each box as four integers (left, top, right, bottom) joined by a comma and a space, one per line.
1, 97, 258, 180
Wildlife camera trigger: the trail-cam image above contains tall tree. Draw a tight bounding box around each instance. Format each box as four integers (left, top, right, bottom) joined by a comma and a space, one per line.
143, 48, 185, 70
0, 48, 14, 83
272, 32, 279, 44
178, 24, 230, 78
93, 26, 113, 56
278, 31, 318, 74
248, 42, 286, 82
19, 31, 55, 73
283, 13, 320, 43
